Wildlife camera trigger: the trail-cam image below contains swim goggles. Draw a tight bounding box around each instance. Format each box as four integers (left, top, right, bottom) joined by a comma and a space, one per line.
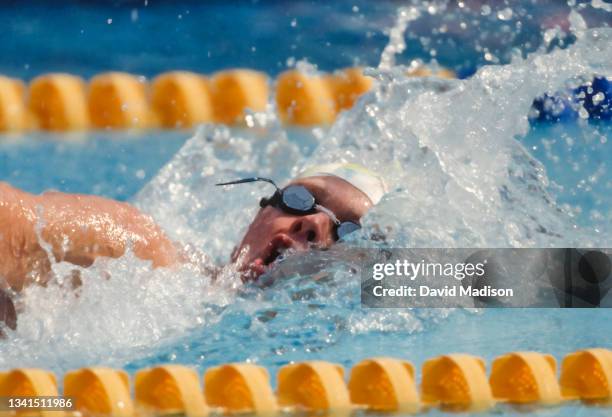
216, 177, 361, 240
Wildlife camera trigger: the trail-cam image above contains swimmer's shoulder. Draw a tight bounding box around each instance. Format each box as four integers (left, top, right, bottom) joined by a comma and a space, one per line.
0, 182, 36, 216
0, 181, 24, 199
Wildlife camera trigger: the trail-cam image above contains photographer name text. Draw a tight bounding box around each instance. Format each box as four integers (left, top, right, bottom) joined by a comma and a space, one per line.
370, 260, 514, 298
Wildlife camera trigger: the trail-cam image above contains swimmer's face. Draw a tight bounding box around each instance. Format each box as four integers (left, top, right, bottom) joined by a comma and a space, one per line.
233, 176, 373, 280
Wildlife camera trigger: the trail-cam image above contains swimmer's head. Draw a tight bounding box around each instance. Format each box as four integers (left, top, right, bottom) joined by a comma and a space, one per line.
222, 163, 387, 280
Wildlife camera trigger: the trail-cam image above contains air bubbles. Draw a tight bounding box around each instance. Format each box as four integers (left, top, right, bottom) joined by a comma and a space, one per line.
591, 0, 612, 12
378, 6, 420, 70
497, 8, 513, 21
592, 92, 605, 105
485, 51, 500, 63
2, 3, 610, 374
294, 59, 318, 75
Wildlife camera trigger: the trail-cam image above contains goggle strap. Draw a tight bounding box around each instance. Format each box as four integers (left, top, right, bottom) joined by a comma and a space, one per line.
217, 177, 353, 232
260, 190, 282, 208
216, 177, 280, 191
314, 204, 340, 225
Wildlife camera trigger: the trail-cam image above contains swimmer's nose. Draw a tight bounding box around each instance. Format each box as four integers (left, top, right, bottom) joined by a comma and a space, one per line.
288, 213, 333, 246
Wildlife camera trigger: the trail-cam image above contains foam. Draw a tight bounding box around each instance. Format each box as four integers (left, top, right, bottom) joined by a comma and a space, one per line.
1, 4, 610, 381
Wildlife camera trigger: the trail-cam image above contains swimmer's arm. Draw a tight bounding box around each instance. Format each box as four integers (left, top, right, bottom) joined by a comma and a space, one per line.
0, 182, 178, 291
37, 190, 179, 268
0, 182, 47, 291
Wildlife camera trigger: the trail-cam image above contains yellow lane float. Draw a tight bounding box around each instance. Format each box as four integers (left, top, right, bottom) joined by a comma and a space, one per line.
490, 352, 563, 405
135, 365, 208, 417
276, 70, 336, 126
0, 76, 30, 132
29, 73, 89, 131
63, 367, 133, 417
421, 354, 495, 412
152, 71, 213, 128
560, 348, 612, 405
210, 69, 268, 124
0, 65, 459, 133
325, 67, 373, 112
0, 349, 611, 417
204, 363, 277, 415
88, 72, 151, 129
277, 361, 350, 412
348, 357, 420, 413
0, 368, 62, 417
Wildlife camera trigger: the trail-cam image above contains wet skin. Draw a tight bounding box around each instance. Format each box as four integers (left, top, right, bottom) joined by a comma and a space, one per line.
231, 175, 373, 279
0, 177, 372, 333
0, 182, 178, 292
0, 176, 372, 291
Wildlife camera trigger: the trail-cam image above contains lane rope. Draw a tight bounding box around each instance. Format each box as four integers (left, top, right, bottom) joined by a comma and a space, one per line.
1, 348, 610, 416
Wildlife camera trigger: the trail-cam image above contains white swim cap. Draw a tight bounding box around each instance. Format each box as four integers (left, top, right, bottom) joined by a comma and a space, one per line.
298, 162, 388, 204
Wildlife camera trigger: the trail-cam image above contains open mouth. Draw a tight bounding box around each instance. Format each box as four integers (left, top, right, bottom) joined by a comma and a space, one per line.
249, 234, 298, 273
263, 247, 282, 266
244, 234, 304, 281
262, 234, 295, 266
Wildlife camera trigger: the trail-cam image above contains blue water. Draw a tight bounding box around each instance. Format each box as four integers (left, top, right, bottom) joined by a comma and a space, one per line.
1, 124, 611, 417
2, 0, 610, 80
1, 123, 608, 229
1, 2, 611, 417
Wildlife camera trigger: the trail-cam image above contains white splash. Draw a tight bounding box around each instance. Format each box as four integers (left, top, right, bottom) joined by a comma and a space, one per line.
310, 27, 611, 248
379, 6, 421, 70
1, 5, 610, 377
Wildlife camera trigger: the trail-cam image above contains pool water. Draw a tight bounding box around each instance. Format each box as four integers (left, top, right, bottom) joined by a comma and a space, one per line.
1, 1, 611, 416
5, 0, 608, 80
1, 122, 609, 228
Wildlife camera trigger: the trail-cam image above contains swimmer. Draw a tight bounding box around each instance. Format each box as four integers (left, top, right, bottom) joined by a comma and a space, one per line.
0, 164, 386, 333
